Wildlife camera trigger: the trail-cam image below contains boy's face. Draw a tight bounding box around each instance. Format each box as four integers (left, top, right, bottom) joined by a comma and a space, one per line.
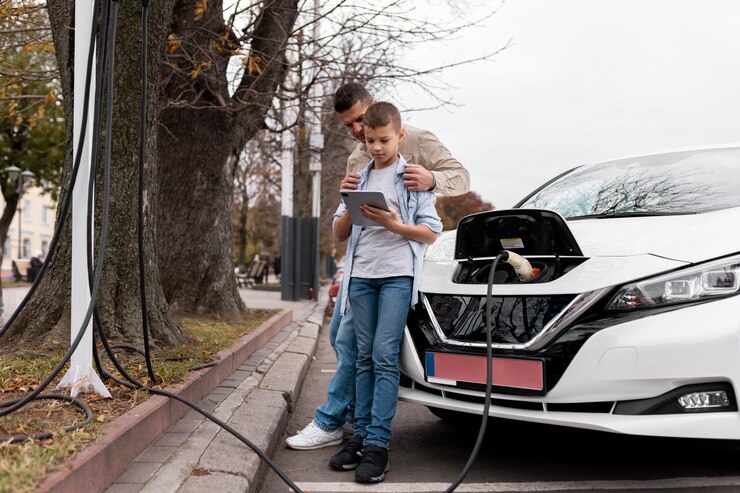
364, 124, 405, 168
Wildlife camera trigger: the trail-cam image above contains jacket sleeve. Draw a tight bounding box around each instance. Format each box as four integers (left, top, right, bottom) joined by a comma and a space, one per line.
415, 128, 470, 197
332, 200, 347, 229
414, 191, 443, 234
345, 144, 369, 174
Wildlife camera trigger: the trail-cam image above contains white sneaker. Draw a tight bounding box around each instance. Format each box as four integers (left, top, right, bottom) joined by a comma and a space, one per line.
285, 421, 343, 450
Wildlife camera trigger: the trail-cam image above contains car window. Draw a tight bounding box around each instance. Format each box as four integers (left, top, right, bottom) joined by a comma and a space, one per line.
519, 148, 740, 218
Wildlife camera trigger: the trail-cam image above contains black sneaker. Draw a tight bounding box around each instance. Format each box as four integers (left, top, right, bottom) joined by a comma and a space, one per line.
329, 435, 364, 471
354, 444, 389, 483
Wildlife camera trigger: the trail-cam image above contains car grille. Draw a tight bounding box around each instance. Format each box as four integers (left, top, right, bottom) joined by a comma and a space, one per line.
425, 293, 577, 345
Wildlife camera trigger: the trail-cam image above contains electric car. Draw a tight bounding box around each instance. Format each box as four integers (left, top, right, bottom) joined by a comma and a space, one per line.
398, 145, 740, 440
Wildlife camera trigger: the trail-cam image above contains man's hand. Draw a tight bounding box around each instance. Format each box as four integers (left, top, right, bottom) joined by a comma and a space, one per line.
340, 172, 361, 192
359, 205, 400, 231
403, 164, 435, 191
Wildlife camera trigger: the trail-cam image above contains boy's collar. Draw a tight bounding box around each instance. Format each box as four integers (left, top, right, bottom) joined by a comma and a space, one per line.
360, 154, 407, 179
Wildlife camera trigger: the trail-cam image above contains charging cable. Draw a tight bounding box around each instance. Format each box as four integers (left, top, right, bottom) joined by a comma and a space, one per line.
0, 2, 304, 491
445, 251, 507, 492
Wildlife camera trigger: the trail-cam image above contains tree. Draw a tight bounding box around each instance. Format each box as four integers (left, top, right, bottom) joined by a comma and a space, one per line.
231, 2, 504, 276
233, 131, 282, 270
435, 191, 494, 231
0, 1, 65, 263
155, 0, 299, 320
156, 0, 503, 317
1, 0, 186, 348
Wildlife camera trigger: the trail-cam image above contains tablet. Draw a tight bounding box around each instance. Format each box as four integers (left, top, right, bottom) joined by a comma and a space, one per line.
341, 190, 390, 227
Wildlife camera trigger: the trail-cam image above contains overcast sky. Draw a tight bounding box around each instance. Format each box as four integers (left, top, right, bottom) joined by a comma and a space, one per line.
391, 0, 740, 209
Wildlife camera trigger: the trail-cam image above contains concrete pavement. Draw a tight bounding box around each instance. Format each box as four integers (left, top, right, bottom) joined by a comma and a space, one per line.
26, 282, 328, 493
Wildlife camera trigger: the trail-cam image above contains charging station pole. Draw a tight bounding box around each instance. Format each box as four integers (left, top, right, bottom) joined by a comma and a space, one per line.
310, 161, 321, 301
280, 152, 297, 301
57, 0, 110, 398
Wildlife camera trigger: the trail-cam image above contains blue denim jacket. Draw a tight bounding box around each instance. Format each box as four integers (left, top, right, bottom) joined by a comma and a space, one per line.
334, 155, 442, 315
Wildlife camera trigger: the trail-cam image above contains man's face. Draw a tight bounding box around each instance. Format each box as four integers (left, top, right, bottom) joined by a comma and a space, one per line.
365, 124, 404, 168
337, 101, 371, 142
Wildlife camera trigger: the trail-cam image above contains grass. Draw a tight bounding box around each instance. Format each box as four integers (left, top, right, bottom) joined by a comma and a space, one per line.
1, 280, 32, 288
0, 309, 277, 493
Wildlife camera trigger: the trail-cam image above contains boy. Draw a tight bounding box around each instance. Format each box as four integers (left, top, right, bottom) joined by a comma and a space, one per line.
330, 102, 442, 483
286, 83, 467, 454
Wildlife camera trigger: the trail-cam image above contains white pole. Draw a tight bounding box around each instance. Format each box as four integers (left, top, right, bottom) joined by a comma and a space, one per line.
311, 162, 321, 217
57, 0, 110, 398
281, 148, 294, 217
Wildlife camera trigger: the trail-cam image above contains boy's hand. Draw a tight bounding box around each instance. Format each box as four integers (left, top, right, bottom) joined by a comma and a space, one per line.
403, 164, 435, 191
340, 173, 361, 192
359, 205, 400, 230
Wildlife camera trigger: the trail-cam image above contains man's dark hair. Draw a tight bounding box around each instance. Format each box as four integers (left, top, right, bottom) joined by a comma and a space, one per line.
363, 101, 402, 130
333, 82, 373, 113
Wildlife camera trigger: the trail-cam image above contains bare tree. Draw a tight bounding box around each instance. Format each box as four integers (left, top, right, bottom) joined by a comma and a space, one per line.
155, 0, 299, 320
232, 1, 505, 277
1, 1, 64, 276
1, 0, 186, 348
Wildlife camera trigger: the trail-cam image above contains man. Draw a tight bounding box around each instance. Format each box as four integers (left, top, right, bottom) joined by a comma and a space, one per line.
285, 83, 469, 462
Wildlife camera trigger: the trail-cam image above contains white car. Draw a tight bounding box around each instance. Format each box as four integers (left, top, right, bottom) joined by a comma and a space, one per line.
398, 146, 740, 440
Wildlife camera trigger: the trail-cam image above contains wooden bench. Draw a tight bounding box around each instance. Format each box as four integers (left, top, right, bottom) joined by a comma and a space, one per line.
11, 260, 33, 282
236, 260, 268, 288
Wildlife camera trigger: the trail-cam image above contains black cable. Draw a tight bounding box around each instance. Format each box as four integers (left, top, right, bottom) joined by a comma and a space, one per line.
445, 251, 505, 493
0, 0, 115, 416
0, 394, 94, 443
86, 2, 302, 489
0, 0, 103, 340
96, 344, 215, 382
88, 0, 113, 383
137, 0, 158, 384
2, 1, 303, 490
0, 0, 122, 416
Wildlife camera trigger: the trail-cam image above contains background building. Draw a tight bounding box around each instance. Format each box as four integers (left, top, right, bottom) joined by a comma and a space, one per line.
1, 186, 56, 280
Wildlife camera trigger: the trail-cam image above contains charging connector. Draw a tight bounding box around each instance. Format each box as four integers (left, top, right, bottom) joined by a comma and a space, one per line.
502, 250, 535, 281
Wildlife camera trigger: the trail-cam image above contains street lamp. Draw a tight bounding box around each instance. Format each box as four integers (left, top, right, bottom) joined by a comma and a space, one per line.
5, 165, 36, 258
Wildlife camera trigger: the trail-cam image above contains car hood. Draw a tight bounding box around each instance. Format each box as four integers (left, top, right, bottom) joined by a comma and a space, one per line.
567, 206, 740, 263
421, 207, 740, 296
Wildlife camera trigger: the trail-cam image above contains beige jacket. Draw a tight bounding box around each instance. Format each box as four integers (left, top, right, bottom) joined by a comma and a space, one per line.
346, 124, 470, 196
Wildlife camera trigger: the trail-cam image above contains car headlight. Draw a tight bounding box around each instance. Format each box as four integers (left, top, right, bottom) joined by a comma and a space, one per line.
606, 254, 740, 311
424, 230, 457, 262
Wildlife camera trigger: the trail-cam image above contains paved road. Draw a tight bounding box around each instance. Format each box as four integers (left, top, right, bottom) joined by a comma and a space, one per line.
1, 284, 30, 319
1, 276, 292, 319
263, 323, 740, 493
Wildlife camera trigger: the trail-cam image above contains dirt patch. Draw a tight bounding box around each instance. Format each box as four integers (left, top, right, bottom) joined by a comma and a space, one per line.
0, 309, 278, 493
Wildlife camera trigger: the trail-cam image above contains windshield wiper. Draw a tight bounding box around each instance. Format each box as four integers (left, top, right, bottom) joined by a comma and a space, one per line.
567, 211, 697, 220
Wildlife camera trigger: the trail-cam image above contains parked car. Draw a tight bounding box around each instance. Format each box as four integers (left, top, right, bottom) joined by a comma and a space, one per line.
328, 268, 344, 308
399, 146, 740, 441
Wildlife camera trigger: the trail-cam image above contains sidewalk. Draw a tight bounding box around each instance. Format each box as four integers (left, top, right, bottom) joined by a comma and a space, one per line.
37, 284, 327, 493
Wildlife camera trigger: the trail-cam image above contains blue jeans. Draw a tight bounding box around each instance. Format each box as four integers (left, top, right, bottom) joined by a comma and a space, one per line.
314, 281, 356, 431
350, 276, 412, 449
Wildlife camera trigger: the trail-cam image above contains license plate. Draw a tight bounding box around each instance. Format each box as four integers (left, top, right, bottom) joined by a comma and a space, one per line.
425, 352, 544, 391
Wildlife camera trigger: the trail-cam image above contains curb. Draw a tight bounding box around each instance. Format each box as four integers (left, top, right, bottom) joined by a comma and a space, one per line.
36, 309, 293, 493
248, 316, 322, 492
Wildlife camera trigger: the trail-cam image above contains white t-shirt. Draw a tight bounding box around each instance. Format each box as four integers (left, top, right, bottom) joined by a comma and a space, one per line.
351, 163, 414, 279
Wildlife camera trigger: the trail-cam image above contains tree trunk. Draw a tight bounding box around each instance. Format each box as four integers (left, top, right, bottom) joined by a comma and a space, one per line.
236, 180, 249, 270
0, 0, 185, 350
156, 0, 298, 319
156, 110, 246, 320
320, 96, 353, 259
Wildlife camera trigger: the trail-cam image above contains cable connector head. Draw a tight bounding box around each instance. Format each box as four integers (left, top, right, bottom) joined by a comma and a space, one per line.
502, 250, 535, 281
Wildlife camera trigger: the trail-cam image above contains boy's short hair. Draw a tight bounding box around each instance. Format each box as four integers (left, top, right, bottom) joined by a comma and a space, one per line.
333, 83, 373, 113
363, 102, 402, 131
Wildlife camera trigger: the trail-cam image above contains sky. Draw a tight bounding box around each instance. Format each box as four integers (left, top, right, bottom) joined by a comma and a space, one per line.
392, 0, 740, 209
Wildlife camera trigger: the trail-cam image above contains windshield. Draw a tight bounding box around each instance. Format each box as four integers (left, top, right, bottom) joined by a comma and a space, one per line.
519, 148, 740, 219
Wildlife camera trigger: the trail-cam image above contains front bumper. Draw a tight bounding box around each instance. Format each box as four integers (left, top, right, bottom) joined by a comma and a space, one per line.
399, 294, 740, 439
